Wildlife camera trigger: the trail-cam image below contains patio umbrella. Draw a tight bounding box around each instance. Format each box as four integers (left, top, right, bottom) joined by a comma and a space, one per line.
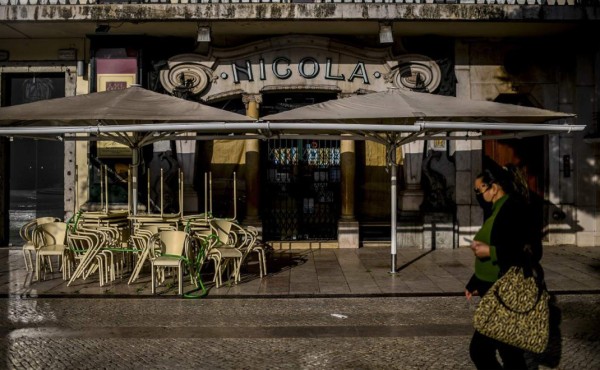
0, 87, 585, 260
0, 85, 254, 215
260, 88, 584, 273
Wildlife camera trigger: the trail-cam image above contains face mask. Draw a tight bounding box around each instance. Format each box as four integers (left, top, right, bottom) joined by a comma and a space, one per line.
476, 193, 493, 219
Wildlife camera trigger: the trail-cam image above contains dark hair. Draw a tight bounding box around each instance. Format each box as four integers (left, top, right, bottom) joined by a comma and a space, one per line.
477, 163, 530, 202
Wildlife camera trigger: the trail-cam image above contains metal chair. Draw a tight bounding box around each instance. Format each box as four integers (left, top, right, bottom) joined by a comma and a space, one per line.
149, 230, 191, 295
209, 219, 244, 287
20, 216, 61, 271
32, 221, 68, 281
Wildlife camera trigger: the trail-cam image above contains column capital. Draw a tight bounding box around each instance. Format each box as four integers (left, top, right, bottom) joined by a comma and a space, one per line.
242, 93, 263, 108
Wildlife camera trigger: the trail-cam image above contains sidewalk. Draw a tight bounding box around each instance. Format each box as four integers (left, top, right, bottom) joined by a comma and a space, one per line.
1, 245, 599, 298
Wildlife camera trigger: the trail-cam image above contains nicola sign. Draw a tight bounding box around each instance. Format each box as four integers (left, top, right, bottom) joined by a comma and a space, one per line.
226, 57, 372, 84
160, 36, 441, 101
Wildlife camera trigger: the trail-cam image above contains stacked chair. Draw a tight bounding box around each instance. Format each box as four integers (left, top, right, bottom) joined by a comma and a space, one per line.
20, 216, 62, 272
65, 214, 129, 287
32, 221, 69, 281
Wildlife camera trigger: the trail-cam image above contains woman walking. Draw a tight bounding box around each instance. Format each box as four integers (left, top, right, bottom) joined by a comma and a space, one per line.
465, 164, 536, 370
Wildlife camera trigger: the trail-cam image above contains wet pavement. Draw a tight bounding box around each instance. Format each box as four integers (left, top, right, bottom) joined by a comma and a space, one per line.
0, 245, 599, 369
1, 245, 599, 298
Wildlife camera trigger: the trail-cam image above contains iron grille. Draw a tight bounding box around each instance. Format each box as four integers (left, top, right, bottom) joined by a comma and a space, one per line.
263, 139, 341, 241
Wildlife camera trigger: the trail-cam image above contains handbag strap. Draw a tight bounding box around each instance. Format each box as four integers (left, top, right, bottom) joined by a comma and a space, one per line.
493, 267, 546, 314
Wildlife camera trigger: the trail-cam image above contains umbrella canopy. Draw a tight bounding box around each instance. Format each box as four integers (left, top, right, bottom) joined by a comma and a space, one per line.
0, 86, 253, 216
262, 88, 582, 273
261, 88, 574, 124
0, 85, 253, 126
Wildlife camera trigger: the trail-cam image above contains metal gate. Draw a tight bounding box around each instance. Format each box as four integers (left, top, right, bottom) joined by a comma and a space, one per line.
263, 139, 341, 241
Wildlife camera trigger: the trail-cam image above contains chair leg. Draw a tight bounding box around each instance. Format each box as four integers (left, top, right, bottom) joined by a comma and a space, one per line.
178, 263, 183, 296
23, 249, 30, 271
255, 250, 263, 278
260, 249, 267, 277
213, 259, 222, 288
28, 250, 35, 272
151, 263, 156, 294
47, 256, 54, 272
35, 253, 41, 281
62, 254, 67, 280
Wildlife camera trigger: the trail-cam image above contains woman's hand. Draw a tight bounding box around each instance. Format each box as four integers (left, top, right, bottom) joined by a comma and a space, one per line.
470, 240, 491, 258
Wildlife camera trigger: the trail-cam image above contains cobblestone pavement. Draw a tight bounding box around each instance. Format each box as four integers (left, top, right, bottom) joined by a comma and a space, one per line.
0, 294, 598, 369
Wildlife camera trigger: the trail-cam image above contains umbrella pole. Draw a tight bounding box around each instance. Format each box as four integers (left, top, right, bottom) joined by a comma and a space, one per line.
204, 172, 208, 223
147, 169, 151, 215
389, 145, 397, 274
233, 171, 237, 221
160, 168, 164, 218
132, 148, 139, 216
74, 165, 78, 213
209, 171, 213, 215
104, 165, 109, 213
179, 169, 184, 217
128, 168, 131, 215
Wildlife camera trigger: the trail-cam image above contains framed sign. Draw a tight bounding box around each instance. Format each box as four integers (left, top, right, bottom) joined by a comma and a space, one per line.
96, 74, 136, 157
97, 74, 136, 92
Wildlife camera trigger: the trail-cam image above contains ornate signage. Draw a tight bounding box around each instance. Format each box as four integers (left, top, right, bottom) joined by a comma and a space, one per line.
160, 36, 441, 101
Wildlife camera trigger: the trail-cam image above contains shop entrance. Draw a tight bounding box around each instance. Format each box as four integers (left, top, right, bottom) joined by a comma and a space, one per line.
260, 92, 340, 241
485, 93, 545, 238
4, 73, 65, 246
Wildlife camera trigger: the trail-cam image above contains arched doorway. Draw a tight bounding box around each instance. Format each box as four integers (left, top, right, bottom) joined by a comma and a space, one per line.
259, 92, 340, 241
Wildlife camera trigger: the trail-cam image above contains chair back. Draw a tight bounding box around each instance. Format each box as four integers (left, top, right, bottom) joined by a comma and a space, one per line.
34, 222, 67, 249
156, 230, 189, 256
20, 217, 61, 243
192, 229, 218, 253
209, 219, 235, 245
36, 216, 61, 225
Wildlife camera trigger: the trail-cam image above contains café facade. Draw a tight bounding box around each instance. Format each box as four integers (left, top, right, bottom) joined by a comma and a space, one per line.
0, 2, 598, 248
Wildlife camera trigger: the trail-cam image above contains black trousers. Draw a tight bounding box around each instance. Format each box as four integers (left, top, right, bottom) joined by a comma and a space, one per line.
470, 330, 528, 370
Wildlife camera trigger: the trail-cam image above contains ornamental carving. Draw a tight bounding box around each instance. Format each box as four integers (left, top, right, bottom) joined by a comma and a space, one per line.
159, 55, 214, 96
159, 36, 443, 100
394, 54, 441, 93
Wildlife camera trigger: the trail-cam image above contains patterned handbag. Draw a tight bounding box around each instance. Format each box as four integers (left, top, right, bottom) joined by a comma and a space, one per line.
474, 266, 550, 353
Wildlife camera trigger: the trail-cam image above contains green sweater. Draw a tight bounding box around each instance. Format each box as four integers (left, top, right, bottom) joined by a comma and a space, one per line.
473, 195, 509, 283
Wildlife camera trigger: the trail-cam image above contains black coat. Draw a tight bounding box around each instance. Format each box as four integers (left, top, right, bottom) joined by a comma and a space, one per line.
490, 195, 529, 275
466, 195, 542, 295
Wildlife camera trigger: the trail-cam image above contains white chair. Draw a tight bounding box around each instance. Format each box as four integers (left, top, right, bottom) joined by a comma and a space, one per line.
66, 227, 108, 286
242, 225, 269, 278
33, 222, 68, 281
20, 216, 61, 271
212, 219, 268, 278
128, 224, 177, 285
209, 219, 244, 287
150, 230, 191, 295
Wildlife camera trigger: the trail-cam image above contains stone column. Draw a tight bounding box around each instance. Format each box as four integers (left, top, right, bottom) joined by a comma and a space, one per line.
400, 140, 425, 212
63, 74, 77, 221
397, 140, 424, 249
338, 139, 359, 248
243, 94, 262, 228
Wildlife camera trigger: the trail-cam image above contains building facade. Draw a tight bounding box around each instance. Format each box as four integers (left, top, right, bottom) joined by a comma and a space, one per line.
0, 1, 598, 248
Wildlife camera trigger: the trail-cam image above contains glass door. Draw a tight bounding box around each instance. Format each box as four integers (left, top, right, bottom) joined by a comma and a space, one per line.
6, 74, 65, 246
